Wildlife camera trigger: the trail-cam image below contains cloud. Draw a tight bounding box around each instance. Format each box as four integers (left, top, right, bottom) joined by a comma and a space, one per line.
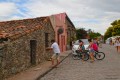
86, 0, 120, 12
0, 0, 120, 35
0, 2, 17, 18
24, 0, 65, 17
0, 1, 31, 21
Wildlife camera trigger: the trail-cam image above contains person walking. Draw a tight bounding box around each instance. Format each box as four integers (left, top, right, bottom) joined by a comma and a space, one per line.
118, 37, 120, 53
46, 39, 61, 67
109, 38, 112, 45
99, 38, 103, 48
114, 37, 119, 52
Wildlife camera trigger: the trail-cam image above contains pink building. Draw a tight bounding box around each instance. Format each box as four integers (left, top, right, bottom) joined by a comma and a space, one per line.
50, 13, 76, 52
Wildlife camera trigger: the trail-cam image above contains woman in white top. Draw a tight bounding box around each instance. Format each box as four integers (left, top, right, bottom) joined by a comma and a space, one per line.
114, 37, 119, 52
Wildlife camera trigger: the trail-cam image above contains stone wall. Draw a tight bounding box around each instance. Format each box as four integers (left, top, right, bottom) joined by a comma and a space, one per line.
0, 17, 55, 79
65, 18, 76, 49
0, 45, 4, 80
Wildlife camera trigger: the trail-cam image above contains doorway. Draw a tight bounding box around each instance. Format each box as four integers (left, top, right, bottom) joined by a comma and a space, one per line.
30, 40, 37, 65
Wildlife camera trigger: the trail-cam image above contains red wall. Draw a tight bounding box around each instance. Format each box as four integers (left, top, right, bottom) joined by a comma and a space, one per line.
50, 13, 67, 52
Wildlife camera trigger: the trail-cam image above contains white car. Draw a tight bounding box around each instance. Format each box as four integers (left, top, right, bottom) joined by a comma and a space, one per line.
72, 39, 89, 55
105, 38, 110, 44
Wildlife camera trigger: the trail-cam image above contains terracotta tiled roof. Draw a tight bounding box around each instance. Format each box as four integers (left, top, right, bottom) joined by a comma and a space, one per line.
0, 17, 50, 41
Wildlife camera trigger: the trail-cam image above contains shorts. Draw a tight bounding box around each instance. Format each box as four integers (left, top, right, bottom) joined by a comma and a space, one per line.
114, 43, 118, 46
89, 49, 95, 53
118, 44, 120, 46
52, 53, 60, 59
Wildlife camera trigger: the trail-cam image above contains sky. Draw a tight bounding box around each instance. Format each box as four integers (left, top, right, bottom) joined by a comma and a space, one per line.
0, 0, 120, 35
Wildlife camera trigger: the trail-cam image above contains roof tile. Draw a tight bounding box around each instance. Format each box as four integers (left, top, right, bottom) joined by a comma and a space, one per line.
0, 17, 51, 41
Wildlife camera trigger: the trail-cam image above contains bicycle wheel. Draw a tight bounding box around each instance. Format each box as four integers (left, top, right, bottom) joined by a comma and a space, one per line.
72, 54, 81, 60
81, 53, 89, 61
95, 52, 105, 60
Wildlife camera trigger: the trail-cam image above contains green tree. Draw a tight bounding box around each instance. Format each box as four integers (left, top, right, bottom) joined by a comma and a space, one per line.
76, 28, 101, 39
76, 28, 88, 39
112, 25, 120, 36
111, 20, 118, 26
104, 19, 120, 40
104, 27, 113, 40
88, 32, 101, 39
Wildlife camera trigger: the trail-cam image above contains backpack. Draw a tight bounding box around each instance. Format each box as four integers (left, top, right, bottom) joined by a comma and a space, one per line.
92, 43, 98, 51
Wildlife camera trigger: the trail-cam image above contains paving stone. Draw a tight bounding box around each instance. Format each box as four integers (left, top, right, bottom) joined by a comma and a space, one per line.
40, 44, 120, 80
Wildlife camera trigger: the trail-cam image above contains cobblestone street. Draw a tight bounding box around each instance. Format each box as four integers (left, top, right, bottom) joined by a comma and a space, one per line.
40, 44, 120, 80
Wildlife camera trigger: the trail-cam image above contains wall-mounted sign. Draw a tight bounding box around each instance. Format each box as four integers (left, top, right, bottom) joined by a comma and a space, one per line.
58, 28, 64, 34
57, 28, 64, 34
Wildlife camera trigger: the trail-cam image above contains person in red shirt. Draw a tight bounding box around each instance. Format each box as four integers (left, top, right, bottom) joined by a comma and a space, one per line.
88, 39, 95, 63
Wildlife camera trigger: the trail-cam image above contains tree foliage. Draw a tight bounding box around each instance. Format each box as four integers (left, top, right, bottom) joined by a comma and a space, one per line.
76, 28, 101, 39
104, 19, 120, 40
76, 28, 88, 39
88, 31, 101, 39
104, 27, 113, 40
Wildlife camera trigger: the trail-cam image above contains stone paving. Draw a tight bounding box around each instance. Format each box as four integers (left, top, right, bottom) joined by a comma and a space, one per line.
40, 44, 120, 80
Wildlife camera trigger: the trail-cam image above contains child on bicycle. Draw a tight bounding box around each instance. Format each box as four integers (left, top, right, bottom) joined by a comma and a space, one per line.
78, 40, 85, 62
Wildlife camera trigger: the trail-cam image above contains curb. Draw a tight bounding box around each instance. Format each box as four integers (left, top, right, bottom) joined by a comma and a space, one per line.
36, 52, 72, 80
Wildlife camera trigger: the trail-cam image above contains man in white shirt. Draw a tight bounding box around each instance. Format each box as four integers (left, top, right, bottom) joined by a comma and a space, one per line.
46, 39, 60, 67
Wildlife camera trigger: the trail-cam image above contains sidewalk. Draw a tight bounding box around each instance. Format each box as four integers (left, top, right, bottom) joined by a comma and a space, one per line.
5, 50, 72, 80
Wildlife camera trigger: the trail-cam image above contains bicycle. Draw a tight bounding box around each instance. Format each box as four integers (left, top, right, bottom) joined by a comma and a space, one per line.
85, 50, 105, 60
93, 50, 105, 60
72, 50, 89, 61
